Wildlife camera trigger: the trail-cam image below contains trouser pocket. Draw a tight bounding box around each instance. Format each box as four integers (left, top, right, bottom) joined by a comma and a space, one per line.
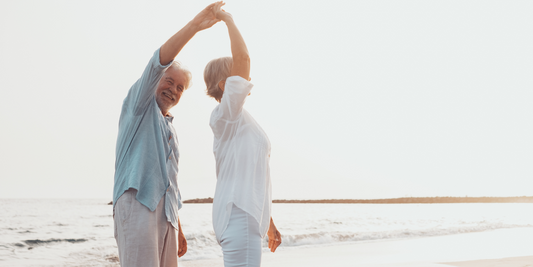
116, 190, 136, 225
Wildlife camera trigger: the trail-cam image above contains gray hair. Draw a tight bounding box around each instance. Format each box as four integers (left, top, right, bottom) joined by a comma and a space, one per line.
204, 57, 233, 102
170, 61, 193, 89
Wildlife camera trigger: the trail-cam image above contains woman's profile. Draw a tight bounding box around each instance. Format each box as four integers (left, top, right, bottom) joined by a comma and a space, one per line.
204, 2, 282, 266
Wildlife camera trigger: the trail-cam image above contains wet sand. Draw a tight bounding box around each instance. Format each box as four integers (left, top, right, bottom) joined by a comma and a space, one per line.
443, 256, 533, 267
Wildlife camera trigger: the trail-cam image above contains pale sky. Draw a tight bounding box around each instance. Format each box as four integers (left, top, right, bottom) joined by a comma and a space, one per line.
1, 0, 532, 200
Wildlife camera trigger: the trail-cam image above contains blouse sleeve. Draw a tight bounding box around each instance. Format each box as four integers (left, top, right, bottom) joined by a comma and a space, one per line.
217, 76, 254, 121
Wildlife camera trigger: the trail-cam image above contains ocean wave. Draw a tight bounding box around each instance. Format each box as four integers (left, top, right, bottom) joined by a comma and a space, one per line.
2, 201, 532, 265
22, 238, 89, 246
277, 223, 533, 247
181, 231, 223, 261
178, 223, 533, 261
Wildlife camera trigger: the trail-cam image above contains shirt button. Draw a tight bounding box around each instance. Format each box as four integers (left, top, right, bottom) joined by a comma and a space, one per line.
169, 156, 171, 159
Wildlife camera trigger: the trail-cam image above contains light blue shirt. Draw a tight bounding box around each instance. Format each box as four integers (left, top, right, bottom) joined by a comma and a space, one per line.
113, 48, 182, 229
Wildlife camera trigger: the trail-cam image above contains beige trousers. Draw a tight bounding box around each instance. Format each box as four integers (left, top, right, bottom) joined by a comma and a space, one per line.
114, 189, 178, 267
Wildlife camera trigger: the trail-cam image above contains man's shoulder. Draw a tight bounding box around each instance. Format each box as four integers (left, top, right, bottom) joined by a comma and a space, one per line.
119, 96, 157, 125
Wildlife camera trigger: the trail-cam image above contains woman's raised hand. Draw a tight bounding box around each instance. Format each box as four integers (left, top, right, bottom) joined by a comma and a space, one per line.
212, 1, 233, 22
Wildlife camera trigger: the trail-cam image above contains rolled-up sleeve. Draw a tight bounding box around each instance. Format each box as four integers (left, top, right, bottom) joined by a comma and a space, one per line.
177, 188, 183, 210
217, 76, 254, 121
122, 48, 173, 114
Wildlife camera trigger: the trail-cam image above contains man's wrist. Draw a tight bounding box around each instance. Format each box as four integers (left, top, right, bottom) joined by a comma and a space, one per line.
185, 21, 201, 34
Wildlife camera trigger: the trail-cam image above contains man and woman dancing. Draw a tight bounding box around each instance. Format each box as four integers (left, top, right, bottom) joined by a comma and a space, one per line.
112, 2, 281, 267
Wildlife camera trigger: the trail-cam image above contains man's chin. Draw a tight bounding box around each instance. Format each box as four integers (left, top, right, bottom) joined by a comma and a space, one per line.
156, 100, 169, 112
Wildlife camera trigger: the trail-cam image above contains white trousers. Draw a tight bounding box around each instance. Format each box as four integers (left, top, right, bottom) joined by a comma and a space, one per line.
114, 189, 178, 267
220, 205, 262, 267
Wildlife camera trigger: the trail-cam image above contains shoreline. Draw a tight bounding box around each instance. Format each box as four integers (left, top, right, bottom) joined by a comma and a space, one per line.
183, 196, 533, 204
180, 227, 533, 267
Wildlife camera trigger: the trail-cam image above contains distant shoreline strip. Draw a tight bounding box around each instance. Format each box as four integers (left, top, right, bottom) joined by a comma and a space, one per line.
182, 196, 533, 204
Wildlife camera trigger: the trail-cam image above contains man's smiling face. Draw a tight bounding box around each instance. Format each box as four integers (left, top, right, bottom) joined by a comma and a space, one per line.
155, 65, 190, 116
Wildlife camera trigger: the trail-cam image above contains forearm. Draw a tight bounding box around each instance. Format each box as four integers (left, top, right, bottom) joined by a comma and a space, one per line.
160, 22, 199, 66
225, 18, 250, 79
159, 2, 219, 65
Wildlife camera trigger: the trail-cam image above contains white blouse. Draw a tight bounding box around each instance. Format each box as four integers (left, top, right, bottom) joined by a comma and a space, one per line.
210, 76, 272, 243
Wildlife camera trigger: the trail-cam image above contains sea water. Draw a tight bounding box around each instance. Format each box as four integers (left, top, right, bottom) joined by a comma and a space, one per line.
1, 200, 532, 266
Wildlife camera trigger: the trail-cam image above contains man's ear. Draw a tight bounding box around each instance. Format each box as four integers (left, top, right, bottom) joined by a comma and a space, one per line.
218, 80, 226, 92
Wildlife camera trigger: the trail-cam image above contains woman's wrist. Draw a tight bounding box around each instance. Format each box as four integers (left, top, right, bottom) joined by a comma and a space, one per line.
220, 14, 234, 24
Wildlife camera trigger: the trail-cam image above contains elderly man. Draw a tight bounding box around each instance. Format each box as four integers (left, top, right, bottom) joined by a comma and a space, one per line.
112, 3, 220, 266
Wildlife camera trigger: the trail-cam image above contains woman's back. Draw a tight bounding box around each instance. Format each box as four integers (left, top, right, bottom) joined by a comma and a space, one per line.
210, 76, 272, 244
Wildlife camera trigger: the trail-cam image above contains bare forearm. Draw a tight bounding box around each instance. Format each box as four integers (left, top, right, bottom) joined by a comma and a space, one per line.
225, 18, 250, 79
159, 2, 219, 65
226, 18, 249, 61
160, 22, 198, 66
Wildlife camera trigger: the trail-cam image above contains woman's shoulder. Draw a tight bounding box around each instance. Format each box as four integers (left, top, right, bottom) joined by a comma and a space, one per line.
225, 76, 253, 95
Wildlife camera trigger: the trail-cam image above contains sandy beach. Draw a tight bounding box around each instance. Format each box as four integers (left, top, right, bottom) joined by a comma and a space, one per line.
443, 256, 533, 267
180, 228, 533, 267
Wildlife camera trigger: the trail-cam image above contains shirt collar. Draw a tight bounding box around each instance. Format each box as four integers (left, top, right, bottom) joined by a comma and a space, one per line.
157, 103, 174, 122
165, 113, 174, 123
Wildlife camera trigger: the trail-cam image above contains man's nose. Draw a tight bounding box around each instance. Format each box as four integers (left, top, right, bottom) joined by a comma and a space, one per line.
169, 86, 177, 94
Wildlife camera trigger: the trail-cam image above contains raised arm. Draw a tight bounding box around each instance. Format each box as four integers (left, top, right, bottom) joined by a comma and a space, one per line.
213, 2, 250, 80
160, 3, 220, 65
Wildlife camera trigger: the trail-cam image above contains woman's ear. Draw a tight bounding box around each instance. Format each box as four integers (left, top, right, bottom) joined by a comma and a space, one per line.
218, 79, 226, 92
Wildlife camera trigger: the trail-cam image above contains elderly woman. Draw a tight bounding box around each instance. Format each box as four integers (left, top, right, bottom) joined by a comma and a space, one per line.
203, 2, 281, 267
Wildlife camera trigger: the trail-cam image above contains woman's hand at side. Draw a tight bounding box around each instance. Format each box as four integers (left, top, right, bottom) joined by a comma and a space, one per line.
267, 217, 282, 252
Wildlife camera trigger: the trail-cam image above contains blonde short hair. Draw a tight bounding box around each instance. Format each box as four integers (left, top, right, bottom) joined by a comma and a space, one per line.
204, 57, 233, 102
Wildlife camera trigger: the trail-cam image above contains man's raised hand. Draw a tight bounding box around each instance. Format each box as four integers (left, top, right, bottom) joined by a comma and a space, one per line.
190, 2, 221, 32
212, 1, 233, 22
